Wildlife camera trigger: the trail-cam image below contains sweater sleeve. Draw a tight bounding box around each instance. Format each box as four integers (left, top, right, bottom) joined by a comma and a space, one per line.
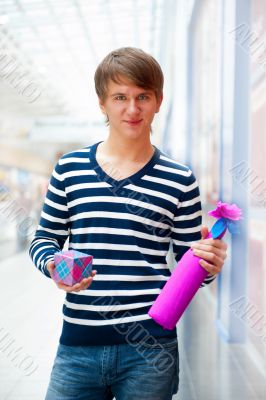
170, 169, 216, 287
29, 158, 70, 277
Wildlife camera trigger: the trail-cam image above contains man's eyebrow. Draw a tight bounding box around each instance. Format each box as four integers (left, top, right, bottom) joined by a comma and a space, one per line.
110, 92, 126, 97
110, 90, 153, 97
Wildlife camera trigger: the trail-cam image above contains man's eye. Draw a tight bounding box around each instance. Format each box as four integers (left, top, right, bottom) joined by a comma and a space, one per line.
138, 95, 148, 100
115, 95, 126, 100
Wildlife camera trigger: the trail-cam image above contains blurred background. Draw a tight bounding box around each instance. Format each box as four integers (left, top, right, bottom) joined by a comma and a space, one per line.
0, 0, 265, 399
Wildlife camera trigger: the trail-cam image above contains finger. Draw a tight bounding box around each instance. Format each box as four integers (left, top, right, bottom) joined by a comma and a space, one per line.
58, 280, 85, 291
57, 271, 97, 292
47, 260, 55, 267
192, 249, 224, 266
77, 271, 97, 284
201, 254, 224, 271
192, 244, 227, 260
201, 226, 209, 239
193, 243, 227, 258
80, 270, 97, 284
77, 278, 92, 290
57, 282, 74, 292
73, 275, 95, 292
47, 262, 55, 275
71, 282, 83, 292
199, 259, 218, 275
197, 239, 227, 250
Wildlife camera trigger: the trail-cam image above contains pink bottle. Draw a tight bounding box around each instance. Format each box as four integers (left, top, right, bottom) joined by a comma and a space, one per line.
148, 202, 242, 330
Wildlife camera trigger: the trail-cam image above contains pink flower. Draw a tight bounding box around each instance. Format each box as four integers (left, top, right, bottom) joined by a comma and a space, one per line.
208, 201, 242, 221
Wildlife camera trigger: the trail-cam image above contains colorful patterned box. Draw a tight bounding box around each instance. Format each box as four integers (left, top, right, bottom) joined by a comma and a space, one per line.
53, 250, 93, 286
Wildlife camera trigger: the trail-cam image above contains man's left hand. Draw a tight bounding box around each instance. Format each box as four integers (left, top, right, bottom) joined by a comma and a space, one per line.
191, 225, 228, 276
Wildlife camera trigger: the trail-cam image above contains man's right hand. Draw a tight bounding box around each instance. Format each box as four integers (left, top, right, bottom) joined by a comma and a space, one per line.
46, 261, 97, 293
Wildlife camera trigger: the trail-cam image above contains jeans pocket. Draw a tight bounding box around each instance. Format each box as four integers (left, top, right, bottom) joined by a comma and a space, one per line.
135, 337, 178, 377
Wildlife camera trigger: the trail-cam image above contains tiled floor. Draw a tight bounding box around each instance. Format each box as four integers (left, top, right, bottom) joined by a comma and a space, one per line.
0, 238, 22, 261
0, 251, 265, 399
175, 298, 266, 400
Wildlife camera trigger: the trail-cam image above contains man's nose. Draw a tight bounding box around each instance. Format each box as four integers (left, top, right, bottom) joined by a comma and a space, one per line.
127, 99, 140, 114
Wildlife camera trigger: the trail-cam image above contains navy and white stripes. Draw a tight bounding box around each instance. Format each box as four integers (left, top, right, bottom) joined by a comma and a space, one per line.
29, 141, 215, 346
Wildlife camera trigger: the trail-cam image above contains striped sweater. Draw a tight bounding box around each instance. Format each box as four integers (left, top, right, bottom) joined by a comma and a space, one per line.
29, 141, 215, 346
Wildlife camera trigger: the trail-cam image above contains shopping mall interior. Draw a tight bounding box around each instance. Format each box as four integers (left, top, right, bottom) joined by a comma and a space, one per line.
0, 0, 266, 399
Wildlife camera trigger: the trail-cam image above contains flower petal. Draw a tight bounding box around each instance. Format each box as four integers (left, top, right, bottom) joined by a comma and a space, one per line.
208, 201, 242, 221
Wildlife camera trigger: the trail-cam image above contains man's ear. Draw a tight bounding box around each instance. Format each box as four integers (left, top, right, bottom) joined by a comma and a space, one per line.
156, 93, 163, 113
98, 98, 106, 115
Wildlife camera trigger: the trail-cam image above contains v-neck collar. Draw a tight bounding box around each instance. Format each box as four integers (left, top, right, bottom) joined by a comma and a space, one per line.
89, 141, 160, 188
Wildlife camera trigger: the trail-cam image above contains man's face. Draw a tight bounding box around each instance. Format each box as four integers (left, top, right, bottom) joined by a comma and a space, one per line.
99, 78, 163, 140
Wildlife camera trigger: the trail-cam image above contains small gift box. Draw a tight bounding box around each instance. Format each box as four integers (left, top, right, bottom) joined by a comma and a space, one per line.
53, 250, 93, 286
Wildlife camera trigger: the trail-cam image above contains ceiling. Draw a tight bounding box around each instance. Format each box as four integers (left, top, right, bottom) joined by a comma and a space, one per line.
0, 0, 167, 123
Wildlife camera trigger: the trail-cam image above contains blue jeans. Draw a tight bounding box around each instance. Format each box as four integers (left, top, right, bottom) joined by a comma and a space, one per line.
45, 337, 179, 400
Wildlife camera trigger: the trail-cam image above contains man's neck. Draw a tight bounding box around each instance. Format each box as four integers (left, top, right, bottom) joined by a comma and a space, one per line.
98, 135, 154, 163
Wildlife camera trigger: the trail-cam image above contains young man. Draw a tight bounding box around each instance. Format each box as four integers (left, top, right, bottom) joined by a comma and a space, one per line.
29, 47, 227, 400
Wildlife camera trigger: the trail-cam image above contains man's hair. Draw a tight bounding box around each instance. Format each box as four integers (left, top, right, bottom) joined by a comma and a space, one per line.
94, 47, 164, 101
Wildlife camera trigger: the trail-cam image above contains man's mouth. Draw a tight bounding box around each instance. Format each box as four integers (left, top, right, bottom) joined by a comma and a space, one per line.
125, 120, 143, 126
